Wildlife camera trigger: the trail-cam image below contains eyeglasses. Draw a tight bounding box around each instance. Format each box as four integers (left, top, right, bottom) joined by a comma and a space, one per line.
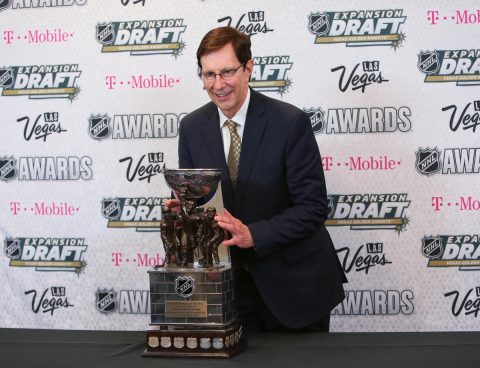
200, 64, 245, 81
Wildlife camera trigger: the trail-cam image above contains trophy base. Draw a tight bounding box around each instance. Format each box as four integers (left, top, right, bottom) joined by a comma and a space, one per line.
143, 319, 246, 358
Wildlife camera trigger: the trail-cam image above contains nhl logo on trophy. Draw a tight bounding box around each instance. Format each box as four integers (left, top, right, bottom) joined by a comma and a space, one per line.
143, 169, 245, 358
175, 276, 195, 298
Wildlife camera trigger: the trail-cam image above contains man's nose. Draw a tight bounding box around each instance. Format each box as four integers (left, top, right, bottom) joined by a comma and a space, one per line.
212, 74, 226, 89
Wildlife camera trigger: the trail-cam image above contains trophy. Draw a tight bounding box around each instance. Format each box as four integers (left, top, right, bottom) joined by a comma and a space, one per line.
143, 169, 245, 358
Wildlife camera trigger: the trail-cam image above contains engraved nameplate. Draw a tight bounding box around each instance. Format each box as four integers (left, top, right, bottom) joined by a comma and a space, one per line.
165, 301, 208, 318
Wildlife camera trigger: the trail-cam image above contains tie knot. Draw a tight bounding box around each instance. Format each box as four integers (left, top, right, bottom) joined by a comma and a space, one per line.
225, 119, 238, 132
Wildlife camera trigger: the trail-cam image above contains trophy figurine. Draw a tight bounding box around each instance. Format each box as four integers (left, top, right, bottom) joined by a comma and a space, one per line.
143, 169, 245, 358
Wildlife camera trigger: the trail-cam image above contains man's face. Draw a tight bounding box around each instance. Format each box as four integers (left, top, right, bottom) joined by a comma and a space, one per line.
200, 43, 253, 119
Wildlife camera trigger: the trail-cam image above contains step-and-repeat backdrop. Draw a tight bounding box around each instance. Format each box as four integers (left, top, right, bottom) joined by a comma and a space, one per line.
1, 0, 479, 332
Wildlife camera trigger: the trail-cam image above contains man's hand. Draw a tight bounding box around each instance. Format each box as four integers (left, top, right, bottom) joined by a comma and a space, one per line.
163, 198, 181, 212
215, 209, 254, 248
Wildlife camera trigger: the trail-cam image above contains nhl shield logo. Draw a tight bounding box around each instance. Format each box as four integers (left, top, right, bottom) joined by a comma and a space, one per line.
0, 0, 10, 12
95, 289, 118, 313
304, 107, 326, 134
0, 156, 17, 182
96, 23, 115, 45
308, 12, 329, 35
175, 276, 195, 298
415, 148, 441, 176
0, 67, 15, 88
102, 198, 121, 220
417, 51, 440, 75
88, 114, 111, 140
422, 236, 443, 259
4, 238, 21, 259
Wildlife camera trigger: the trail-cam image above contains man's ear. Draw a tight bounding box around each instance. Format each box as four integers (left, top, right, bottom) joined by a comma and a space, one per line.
245, 59, 254, 74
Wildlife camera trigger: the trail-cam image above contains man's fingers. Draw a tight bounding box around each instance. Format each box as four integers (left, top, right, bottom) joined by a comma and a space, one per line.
217, 220, 234, 231
223, 208, 234, 219
214, 209, 254, 248
163, 198, 181, 212
214, 214, 226, 223
221, 238, 235, 247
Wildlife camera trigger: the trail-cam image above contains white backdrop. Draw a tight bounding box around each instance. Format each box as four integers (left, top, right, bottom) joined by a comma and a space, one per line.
1, 0, 480, 332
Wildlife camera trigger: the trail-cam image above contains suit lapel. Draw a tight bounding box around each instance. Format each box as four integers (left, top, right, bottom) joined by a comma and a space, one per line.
236, 90, 267, 205
202, 106, 225, 170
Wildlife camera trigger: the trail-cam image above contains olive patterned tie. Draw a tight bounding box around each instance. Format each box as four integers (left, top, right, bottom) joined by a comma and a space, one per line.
225, 119, 241, 190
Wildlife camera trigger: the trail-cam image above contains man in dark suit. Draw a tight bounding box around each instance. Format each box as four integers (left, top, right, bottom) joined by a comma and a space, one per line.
172, 26, 346, 332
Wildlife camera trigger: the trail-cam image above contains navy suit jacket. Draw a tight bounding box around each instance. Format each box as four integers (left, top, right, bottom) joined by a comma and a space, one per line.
178, 89, 346, 328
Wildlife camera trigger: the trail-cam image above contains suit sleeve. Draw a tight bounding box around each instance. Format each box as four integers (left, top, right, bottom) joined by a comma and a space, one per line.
178, 117, 193, 169
247, 110, 329, 254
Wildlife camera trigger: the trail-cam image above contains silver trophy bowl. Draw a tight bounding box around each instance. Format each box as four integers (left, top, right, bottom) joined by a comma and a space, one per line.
163, 168, 222, 200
